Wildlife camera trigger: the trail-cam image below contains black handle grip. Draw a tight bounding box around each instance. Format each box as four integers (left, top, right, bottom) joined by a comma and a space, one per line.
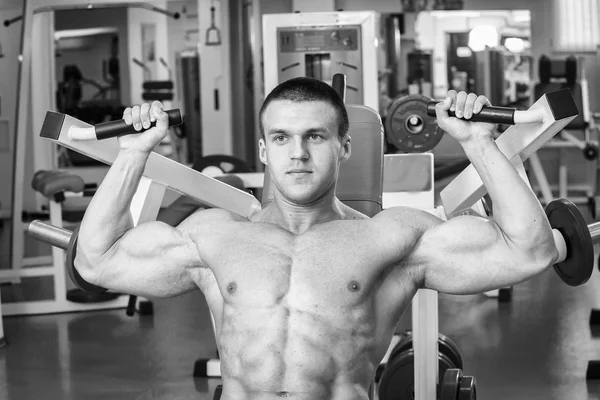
94, 109, 183, 140
126, 295, 137, 317
427, 102, 516, 125
332, 73, 347, 103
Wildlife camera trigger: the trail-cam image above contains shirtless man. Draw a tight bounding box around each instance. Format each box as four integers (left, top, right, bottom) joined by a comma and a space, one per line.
76, 77, 558, 400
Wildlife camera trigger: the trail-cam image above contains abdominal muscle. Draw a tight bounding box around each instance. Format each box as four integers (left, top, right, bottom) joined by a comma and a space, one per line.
217, 303, 380, 400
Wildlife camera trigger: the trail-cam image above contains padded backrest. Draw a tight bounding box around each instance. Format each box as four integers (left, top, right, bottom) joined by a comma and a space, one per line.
261, 104, 384, 217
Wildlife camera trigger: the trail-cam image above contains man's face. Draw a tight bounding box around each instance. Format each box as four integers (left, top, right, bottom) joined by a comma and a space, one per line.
259, 100, 351, 205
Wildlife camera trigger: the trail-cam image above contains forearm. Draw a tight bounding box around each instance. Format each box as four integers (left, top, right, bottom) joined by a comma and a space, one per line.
78, 149, 150, 261
463, 137, 555, 254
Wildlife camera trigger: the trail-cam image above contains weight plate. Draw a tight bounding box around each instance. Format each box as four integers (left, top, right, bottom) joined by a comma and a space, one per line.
458, 376, 477, 400
378, 349, 456, 400
546, 198, 594, 286
65, 224, 108, 293
389, 331, 463, 370
389, 330, 414, 360
385, 94, 444, 153
378, 348, 416, 400
438, 333, 464, 371
440, 368, 462, 400
438, 352, 456, 387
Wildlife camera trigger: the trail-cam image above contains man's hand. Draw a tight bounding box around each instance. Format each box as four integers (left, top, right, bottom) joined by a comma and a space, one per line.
118, 101, 169, 154
434, 90, 496, 144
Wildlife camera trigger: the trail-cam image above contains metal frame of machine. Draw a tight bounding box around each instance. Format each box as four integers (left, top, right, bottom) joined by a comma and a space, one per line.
262, 11, 380, 113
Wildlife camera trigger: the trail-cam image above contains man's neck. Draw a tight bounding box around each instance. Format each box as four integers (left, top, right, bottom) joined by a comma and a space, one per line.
258, 193, 346, 234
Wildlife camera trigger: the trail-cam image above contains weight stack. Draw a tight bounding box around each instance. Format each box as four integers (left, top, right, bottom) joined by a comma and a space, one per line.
142, 81, 174, 102
178, 50, 203, 164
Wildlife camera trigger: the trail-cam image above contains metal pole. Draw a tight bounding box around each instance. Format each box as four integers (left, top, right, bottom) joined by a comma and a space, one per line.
26, 220, 72, 250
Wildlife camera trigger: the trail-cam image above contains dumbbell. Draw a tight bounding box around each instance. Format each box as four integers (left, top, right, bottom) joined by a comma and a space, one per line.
377, 331, 465, 400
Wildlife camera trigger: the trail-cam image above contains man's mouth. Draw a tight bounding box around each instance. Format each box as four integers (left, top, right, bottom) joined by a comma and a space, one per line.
287, 170, 312, 174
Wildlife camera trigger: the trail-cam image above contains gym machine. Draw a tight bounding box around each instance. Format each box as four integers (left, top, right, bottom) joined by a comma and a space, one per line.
28, 75, 477, 400
262, 11, 380, 112
531, 55, 600, 208
26, 73, 591, 400
5, 1, 182, 318
176, 49, 202, 164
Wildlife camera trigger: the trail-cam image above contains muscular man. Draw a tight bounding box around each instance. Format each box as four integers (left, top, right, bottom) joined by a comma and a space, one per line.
76, 77, 558, 400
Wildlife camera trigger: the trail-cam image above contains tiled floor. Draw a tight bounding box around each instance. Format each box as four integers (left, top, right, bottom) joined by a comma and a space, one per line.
1, 253, 600, 399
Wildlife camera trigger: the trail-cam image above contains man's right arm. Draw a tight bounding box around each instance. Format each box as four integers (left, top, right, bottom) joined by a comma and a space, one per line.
75, 102, 204, 298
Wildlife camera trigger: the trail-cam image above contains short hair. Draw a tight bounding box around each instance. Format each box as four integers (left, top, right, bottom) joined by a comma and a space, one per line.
258, 77, 349, 140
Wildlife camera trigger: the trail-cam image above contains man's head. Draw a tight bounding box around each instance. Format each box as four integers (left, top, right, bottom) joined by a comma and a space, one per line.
258, 77, 351, 205
259, 77, 350, 140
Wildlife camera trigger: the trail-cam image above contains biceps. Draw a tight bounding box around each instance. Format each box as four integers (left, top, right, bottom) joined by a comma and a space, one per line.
415, 217, 520, 294
85, 222, 202, 298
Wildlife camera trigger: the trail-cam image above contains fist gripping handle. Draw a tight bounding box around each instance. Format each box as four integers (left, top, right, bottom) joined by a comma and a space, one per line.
426, 102, 545, 125
69, 109, 183, 140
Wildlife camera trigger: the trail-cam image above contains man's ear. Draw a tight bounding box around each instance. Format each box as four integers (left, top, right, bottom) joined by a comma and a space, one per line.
340, 134, 351, 162
259, 138, 268, 165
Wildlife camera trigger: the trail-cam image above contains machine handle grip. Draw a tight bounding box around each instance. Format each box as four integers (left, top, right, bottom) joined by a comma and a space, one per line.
95, 109, 183, 140
332, 73, 347, 104
427, 102, 516, 124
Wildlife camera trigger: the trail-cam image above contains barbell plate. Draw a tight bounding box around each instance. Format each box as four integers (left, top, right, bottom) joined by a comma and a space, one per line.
388, 330, 414, 360
458, 376, 477, 400
385, 94, 444, 153
440, 368, 463, 400
377, 348, 415, 400
438, 333, 464, 371
378, 348, 456, 400
66, 224, 109, 293
546, 198, 594, 286
388, 330, 464, 371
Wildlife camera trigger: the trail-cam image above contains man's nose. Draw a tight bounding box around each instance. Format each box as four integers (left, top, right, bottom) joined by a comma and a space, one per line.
289, 138, 309, 160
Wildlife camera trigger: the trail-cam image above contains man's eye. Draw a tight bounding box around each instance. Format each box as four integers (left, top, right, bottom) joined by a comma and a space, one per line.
308, 134, 322, 140
274, 136, 286, 142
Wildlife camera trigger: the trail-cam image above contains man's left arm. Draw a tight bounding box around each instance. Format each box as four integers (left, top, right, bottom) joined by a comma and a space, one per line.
400, 92, 559, 294
400, 210, 556, 295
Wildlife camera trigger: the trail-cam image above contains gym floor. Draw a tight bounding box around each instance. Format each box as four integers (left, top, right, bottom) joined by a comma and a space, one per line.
1, 233, 600, 399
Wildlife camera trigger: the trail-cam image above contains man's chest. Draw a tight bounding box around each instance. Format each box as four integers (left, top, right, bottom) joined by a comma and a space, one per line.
198, 222, 406, 308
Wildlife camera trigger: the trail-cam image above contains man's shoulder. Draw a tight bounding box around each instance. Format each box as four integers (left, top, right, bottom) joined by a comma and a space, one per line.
184, 207, 248, 225
373, 206, 442, 229
341, 205, 371, 221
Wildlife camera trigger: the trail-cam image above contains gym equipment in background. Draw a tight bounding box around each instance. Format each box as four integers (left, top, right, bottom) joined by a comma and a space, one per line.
262, 11, 381, 112
532, 55, 600, 208
176, 49, 202, 164
384, 92, 545, 154
132, 57, 175, 102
